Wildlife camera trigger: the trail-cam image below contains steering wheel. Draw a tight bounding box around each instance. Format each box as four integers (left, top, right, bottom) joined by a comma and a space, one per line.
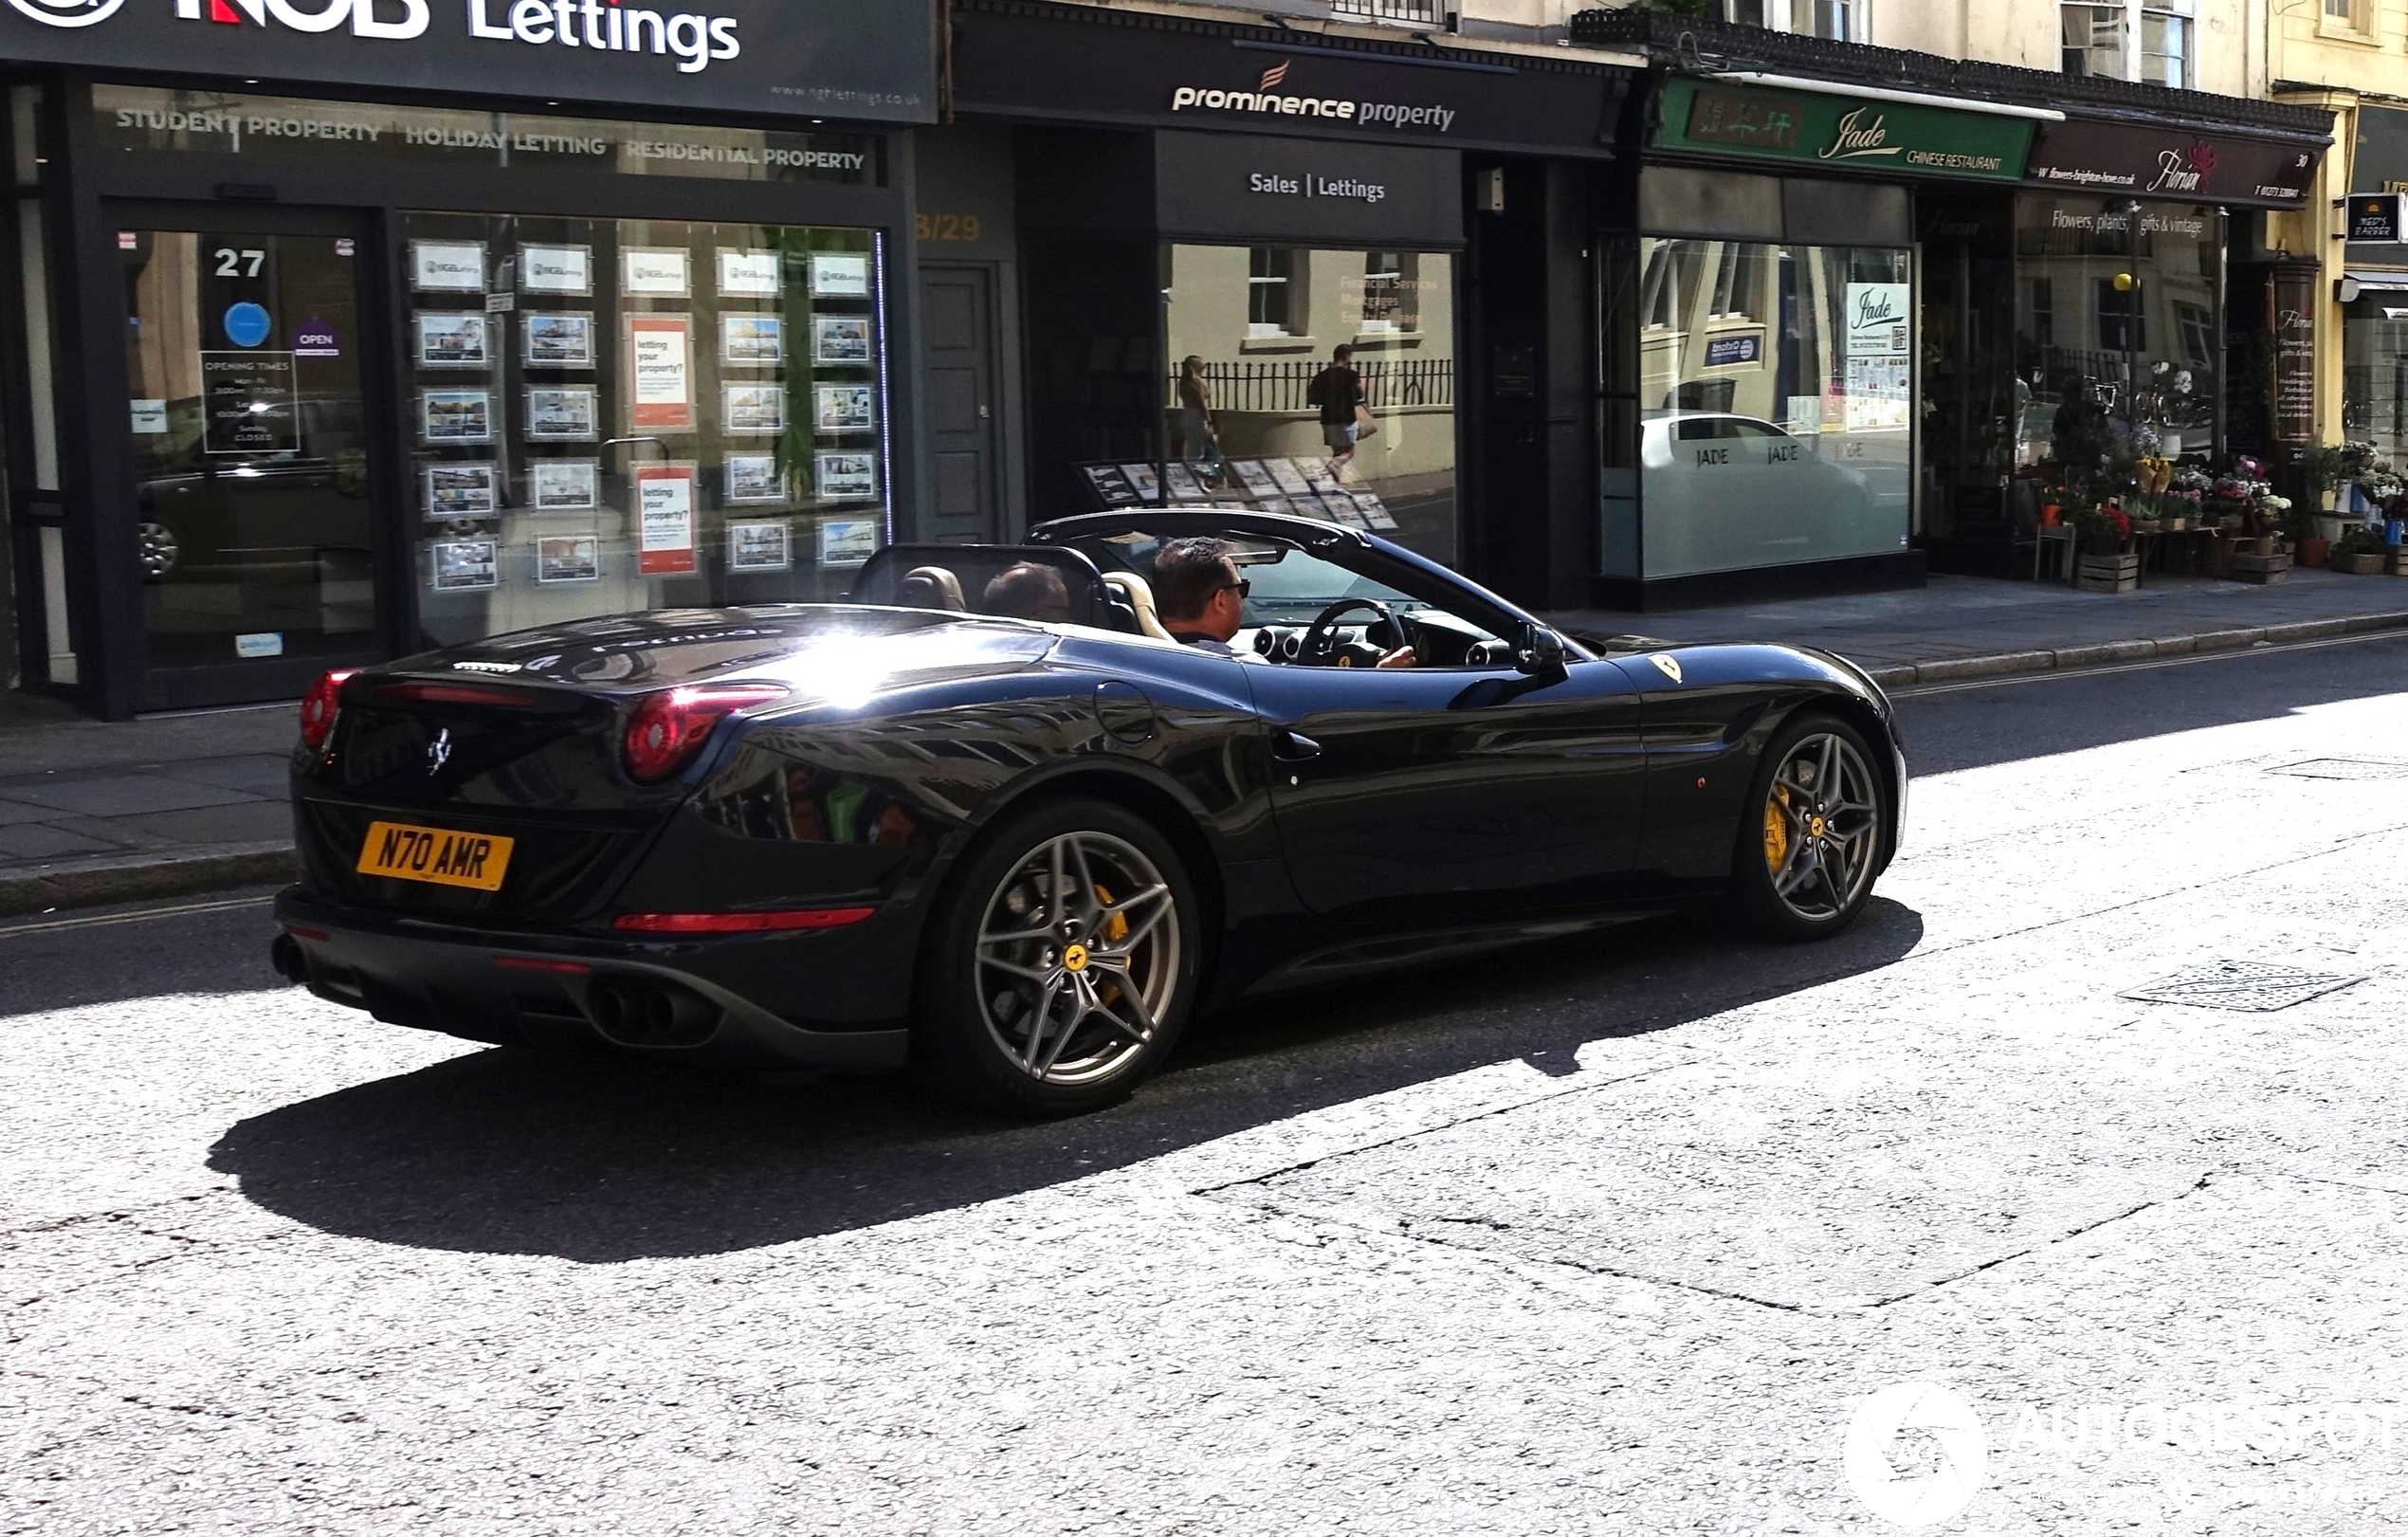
1299, 598, 1399, 666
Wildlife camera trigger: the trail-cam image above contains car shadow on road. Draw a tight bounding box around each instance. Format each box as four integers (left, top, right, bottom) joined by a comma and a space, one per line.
209, 899, 1924, 1262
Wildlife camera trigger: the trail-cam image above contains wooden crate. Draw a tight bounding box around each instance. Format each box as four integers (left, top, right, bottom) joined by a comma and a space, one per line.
2232, 550, 2292, 585
2076, 552, 2140, 593
2391, 547, 2408, 575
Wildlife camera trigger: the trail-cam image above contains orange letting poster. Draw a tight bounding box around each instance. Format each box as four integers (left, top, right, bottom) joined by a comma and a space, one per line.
635, 464, 698, 576
627, 315, 694, 432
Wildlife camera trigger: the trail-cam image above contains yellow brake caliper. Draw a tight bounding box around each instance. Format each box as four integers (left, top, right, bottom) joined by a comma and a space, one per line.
1093, 884, 1129, 1007
1764, 786, 1793, 875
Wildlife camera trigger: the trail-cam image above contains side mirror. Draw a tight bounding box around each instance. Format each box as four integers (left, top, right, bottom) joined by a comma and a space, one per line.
1515, 622, 1567, 676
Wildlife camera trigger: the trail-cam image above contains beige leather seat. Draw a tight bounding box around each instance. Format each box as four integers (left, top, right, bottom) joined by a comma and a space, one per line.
896, 565, 966, 612
1102, 571, 1174, 641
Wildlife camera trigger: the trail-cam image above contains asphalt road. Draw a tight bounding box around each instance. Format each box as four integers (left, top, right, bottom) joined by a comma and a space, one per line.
8, 635, 2408, 1535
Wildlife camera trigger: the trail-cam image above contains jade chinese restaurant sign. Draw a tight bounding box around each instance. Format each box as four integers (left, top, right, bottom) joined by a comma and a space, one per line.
1655, 77, 2033, 183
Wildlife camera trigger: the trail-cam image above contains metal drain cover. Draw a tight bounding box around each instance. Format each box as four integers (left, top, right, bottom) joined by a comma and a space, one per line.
2121, 961, 2367, 1013
2267, 758, 2408, 781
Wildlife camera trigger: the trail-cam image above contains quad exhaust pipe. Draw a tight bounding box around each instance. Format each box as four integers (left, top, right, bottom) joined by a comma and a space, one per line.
585, 977, 720, 1047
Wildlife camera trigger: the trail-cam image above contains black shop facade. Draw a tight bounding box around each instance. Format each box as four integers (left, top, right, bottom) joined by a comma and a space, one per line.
0, 0, 936, 718
941, 0, 1639, 609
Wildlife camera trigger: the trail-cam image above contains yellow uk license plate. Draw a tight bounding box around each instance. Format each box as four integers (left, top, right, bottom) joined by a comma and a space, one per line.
356, 821, 515, 892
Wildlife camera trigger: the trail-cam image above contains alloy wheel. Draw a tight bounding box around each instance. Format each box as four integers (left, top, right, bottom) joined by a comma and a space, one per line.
1761, 731, 1882, 923
973, 831, 1181, 1086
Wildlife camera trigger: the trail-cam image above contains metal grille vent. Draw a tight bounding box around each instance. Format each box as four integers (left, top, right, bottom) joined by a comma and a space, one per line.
2120, 961, 2368, 1014
2266, 759, 2408, 781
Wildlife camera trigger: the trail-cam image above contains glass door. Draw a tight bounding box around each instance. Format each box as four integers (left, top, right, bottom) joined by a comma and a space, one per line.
115, 205, 390, 707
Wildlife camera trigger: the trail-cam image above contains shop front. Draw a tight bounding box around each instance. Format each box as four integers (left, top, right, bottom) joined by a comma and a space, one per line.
1599, 75, 2038, 609
2335, 107, 2408, 464
944, 0, 1638, 606
1921, 113, 2322, 575
1, 2, 935, 717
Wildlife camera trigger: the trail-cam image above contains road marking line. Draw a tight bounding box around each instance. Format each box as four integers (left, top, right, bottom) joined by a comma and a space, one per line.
1897, 629, 2408, 698
0, 893, 273, 940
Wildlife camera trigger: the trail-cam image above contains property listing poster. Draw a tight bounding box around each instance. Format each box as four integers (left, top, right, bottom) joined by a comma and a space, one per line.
635, 463, 699, 576
627, 315, 695, 432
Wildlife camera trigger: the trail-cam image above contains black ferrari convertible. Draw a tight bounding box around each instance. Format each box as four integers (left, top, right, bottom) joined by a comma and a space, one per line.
271, 509, 1906, 1115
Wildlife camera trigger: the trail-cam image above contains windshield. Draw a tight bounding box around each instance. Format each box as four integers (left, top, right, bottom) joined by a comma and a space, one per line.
1073, 534, 1416, 625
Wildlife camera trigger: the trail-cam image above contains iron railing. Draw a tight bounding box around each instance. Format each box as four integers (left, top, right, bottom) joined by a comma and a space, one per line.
1175, 357, 1456, 415
1329, 0, 1448, 26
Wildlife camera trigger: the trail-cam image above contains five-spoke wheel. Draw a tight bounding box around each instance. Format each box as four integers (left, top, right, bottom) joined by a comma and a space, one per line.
918, 799, 1199, 1115
1732, 715, 1889, 938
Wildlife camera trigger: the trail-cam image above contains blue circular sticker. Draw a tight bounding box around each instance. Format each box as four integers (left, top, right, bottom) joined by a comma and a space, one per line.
224, 302, 272, 348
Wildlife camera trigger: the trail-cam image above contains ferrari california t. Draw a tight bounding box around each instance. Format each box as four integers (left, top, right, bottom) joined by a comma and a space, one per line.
271, 509, 1906, 1115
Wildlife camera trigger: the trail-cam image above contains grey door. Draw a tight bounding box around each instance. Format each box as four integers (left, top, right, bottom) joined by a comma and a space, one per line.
921, 265, 1001, 542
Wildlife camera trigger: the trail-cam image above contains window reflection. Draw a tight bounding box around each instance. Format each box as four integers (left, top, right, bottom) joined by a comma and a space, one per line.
1162, 244, 1458, 565
1633, 237, 1912, 578
2011, 198, 2218, 467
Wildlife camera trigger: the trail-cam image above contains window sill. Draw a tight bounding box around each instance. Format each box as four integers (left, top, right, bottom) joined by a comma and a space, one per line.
2316, 20, 2381, 46
1348, 330, 1423, 350
1239, 334, 1318, 354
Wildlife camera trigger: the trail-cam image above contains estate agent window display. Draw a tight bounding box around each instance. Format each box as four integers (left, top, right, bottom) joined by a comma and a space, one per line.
403, 213, 888, 649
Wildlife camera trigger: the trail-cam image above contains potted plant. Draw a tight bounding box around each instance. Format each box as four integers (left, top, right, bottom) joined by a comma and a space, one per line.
2278, 496, 2324, 565
2072, 503, 2138, 592
2330, 527, 2390, 575
2298, 443, 2349, 521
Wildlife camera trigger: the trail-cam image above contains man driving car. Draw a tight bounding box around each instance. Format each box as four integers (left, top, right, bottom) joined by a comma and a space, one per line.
1152, 538, 1414, 668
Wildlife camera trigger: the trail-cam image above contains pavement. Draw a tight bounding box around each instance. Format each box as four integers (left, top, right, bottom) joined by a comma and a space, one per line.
0, 696, 296, 915
2, 565, 2406, 916
1545, 564, 2408, 686
4, 631, 2406, 1534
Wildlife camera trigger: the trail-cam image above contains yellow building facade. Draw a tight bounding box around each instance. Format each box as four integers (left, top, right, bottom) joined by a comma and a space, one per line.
2270, 5, 2408, 455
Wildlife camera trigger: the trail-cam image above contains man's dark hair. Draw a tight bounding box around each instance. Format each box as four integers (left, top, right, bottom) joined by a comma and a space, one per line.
982, 561, 1070, 621
1152, 538, 1235, 623
1332, 344, 1355, 363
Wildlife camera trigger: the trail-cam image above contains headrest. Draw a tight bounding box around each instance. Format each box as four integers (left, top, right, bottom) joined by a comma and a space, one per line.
896, 565, 966, 612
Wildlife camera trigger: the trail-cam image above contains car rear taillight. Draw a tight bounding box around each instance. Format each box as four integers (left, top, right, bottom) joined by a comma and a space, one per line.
622, 683, 789, 784
298, 668, 358, 751
612, 907, 877, 935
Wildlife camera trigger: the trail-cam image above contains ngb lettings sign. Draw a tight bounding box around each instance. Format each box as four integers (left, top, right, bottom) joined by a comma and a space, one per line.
0, 0, 935, 119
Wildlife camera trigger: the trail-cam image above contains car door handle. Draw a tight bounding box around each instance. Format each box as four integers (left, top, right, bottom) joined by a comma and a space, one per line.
1273, 730, 1323, 761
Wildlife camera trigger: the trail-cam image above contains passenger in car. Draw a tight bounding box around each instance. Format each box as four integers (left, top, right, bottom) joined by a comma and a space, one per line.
981, 562, 1073, 625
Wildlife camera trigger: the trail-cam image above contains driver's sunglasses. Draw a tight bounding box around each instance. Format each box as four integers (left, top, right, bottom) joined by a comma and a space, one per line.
1218, 579, 1252, 600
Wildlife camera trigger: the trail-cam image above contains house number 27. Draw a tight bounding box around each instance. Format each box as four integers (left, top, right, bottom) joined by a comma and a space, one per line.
214, 248, 267, 278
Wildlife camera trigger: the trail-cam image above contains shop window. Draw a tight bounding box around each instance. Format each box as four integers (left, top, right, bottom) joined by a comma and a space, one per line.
2143, 9, 2192, 89
2344, 300, 2408, 456
2062, 2, 2127, 78
1249, 247, 1298, 338
1161, 244, 1457, 566
2014, 197, 2219, 467
1632, 236, 1912, 579
398, 213, 888, 650
2326, 0, 2369, 30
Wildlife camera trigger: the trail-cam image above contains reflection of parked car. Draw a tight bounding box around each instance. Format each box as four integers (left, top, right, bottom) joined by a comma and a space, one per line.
1638, 412, 1895, 579
136, 395, 373, 583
